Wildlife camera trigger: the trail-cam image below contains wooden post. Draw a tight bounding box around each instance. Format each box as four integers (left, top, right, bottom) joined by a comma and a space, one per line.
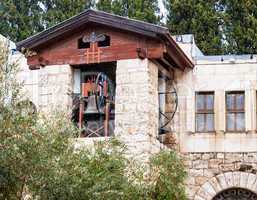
79, 98, 84, 130
104, 102, 110, 137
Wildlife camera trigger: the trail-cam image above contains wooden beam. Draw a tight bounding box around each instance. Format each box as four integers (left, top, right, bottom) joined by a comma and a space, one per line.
152, 60, 173, 79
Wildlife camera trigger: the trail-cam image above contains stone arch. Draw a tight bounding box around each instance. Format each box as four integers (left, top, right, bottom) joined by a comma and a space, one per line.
194, 172, 257, 200
212, 187, 257, 200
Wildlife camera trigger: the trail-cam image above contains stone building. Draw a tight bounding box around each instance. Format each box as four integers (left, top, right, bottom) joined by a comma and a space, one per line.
11, 10, 257, 200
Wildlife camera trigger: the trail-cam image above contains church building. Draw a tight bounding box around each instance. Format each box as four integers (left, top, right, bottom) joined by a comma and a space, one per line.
14, 9, 257, 200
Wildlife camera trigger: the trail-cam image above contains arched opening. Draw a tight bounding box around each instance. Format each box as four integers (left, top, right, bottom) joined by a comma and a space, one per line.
212, 187, 257, 200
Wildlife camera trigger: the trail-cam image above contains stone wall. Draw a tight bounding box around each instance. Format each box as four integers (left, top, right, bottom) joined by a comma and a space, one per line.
16, 61, 73, 114
16, 54, 39, 105
173, 58, 257, 153
37, 65, 73, 112
183, 152, 257, 199
115, 58, 162, 162
170, 57, 257, 199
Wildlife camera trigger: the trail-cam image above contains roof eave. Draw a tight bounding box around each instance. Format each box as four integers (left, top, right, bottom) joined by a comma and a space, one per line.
164, 33, 195, 69
16, 9, 168, 51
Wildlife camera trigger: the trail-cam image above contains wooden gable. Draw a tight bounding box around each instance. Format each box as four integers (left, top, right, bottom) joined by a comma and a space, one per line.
17, 9, 194, 70
26, 24, 164, 68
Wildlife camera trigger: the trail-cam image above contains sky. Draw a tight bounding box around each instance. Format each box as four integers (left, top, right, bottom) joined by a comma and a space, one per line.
158, 0, 167, 21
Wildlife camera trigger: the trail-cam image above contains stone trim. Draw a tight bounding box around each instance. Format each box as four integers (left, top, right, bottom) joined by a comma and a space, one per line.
194, 172, 257, 200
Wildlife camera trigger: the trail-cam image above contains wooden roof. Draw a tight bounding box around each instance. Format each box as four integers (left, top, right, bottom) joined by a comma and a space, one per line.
16, 9, 194, 70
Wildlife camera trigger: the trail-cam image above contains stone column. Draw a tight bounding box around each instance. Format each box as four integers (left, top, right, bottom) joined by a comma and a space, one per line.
38, 65, 73, 113
115, 58, 161, 162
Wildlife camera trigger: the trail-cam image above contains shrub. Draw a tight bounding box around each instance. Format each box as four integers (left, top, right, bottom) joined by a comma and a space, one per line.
149, 151, 187, 200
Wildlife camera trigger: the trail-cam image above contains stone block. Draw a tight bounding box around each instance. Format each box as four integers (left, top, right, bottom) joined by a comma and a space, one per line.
202, 153, 215, 160
224, 172, 234, 187
189, 169, 204, 177
216, 153, 225, 159
209, 159, 223, 169
216, 173, 228, 189
233, 171, 241, 187
239, 172, 249, 188
219, 163, 235, 172
202, 181, 216, 197
203, 169, 215, 178
194, 195, 205, 200
193, 160, 208, 169
197, 186, 213, 200
247, 173, 257, 190
209, 177, 222, 193
195, 176, 208, 186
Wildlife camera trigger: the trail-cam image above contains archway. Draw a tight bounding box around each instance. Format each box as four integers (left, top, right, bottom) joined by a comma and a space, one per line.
194, 172, 257, 200
212, 187, 257, 200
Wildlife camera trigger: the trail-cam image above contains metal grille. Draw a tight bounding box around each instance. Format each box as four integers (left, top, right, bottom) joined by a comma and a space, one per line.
213, 188, 257, 200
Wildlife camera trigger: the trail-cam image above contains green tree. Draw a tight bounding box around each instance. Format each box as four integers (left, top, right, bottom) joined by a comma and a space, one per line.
96, 0, 113, 13
221, 0, 257, 54
165, 0, 225, 55
97, 0, 161, 24
42, 0, 94, 28
0, 0, 94, 42
0, 0, 44, 42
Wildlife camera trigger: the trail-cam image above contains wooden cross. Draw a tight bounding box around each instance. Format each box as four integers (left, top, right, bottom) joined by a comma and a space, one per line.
83, 32, 106, 64
84, 41, 103, 64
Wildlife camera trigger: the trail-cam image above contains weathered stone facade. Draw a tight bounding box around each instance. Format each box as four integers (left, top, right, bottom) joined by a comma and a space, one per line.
115, 59, 162, 162
10, 32, 257, 199
183, 152, 257, 199
172, 52, 257, 199
17, 62, 73, 113
37, 65, 73, 112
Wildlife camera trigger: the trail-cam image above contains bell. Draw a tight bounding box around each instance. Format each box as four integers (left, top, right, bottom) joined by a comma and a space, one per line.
85, 95, 99, 114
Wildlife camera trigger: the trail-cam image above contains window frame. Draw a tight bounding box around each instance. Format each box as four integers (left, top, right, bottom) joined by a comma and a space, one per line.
97, 35, 111, 48
226, 91, 245, 132
195, 91, 215, 133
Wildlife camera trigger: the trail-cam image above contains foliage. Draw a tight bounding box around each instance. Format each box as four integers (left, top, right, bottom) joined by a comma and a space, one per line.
0, 0, 93, 42
0, 0, 45, 42
0, 0, 161, 43
220, 0, 257, 54
42, 0, 94, 28
149, 151, 187, 200
165, 0, 257, 55
165, 0, 225, 55
0, 40, 79, 199
0, 41, 186, 200
96, 0, 161, 24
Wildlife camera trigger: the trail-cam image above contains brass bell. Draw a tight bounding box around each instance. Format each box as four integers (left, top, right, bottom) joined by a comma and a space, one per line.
85, 95, 99, 114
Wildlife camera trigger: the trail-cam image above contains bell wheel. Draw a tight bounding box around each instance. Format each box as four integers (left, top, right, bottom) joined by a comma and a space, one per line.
158, 78, 178, 134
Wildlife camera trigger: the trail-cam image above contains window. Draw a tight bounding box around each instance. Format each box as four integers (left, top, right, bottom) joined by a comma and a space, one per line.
195, 92, 214, 132
98, 35, 110, 47
78, 38, 90, 49
226, 91, 245, 132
